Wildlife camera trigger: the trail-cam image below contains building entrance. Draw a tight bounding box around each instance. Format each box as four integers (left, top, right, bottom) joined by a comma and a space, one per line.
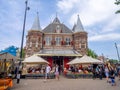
53, 56, 63, 66
53, 56, 63, 74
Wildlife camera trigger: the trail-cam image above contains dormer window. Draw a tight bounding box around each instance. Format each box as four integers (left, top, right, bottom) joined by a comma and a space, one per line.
56, 25, 61, 33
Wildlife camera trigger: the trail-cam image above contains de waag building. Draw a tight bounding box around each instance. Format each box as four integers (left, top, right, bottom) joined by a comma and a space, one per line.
25, 14, 88, 69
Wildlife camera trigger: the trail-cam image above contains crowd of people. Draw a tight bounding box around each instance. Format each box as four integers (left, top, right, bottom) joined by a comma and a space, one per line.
22, 63, 120, 83
63, 63, 120, 86
4, 62, 119, 85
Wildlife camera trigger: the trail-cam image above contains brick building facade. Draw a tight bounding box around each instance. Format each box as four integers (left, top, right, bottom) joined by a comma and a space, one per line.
25, 14, 88, 68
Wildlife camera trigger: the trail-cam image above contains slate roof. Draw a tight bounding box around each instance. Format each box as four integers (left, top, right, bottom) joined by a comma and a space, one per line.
31, 13, 41, 30
42, 17, 73, 33
74, 15, 85, 32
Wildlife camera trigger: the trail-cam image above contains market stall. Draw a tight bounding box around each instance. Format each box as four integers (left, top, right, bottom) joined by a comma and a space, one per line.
22, 55, 55, 79
65, 55, 103, 79
0, 52, 17, 89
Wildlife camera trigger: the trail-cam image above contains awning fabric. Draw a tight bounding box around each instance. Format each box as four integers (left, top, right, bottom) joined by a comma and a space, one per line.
23, 55, 49, 64
67, 55, 103, 65
36, 49, 82, 57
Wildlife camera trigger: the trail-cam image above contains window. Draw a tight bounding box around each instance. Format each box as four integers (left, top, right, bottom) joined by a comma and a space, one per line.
36, 42, 38, 47
80, 43, 86, 48
65, 38, 71, 45
30, 42, 32, 47
55, 37, 61, 45
56, 25, 61, 33
45, 37, 52, 45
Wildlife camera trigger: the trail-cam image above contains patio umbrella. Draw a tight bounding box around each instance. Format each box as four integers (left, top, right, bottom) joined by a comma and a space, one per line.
67, 55, 103, 65
23, 55, 49, 64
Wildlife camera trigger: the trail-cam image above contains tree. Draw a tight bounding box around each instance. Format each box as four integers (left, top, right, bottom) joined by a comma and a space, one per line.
109, 59, 118, 64
17, 48, 25, 59
115, 0, 120, 14
87, 48, 98, 58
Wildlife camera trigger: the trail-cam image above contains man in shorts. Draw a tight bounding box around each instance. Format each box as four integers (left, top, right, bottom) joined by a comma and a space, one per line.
45, 64, 51, 81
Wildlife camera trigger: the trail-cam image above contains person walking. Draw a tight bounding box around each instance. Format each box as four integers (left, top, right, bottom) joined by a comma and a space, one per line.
45, 64, 51, 81
55, 64, 59, 80
109, 67, 116, 86
16, 71, 21, 84
99, 67, 103, 80
104, 65, 109, 83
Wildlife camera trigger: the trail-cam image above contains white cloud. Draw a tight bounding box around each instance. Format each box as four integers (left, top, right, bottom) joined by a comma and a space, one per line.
88, 33, 120, 42
57, 0, 79, 14
69, 0, 118, 26
101, 14, 120, 33
0, 0, 43, 50
57, 0, 120, 43
117, 44, 120, 48
57, 0, 119, 26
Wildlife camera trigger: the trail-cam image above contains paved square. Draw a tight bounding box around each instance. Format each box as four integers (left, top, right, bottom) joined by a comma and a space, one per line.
11, 77, 120, 90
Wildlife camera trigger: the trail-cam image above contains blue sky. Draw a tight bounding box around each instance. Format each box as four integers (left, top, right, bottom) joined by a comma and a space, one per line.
0, 0, 120, 60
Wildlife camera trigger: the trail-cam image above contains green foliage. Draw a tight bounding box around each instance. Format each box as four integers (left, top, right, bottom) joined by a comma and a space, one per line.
87, 48, 98, 58
22, 49, 25, 58
109, 59, 118, 64
115, 0, 120, 14
17, 49, 25, 59
115, 0, 120, 5
115, 10, 120, 14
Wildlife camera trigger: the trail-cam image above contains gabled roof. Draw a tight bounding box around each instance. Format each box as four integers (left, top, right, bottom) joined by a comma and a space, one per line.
72, 24, 76, 32
42, 17, 73, 33
74, 15, 84, 32
31, 13, 41, 30
53, 17, 60, 24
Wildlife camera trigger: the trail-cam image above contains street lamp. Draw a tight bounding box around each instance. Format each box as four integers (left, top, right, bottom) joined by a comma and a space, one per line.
115, 43, 120, 62
17, 0, 30, 84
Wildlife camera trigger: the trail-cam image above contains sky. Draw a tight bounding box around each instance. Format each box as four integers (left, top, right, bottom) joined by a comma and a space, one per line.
0, 0, 120, 60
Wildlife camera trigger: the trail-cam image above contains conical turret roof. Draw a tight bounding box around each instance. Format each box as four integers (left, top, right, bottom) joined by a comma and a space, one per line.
31, 13, 41, 30
74, 15, 84, 32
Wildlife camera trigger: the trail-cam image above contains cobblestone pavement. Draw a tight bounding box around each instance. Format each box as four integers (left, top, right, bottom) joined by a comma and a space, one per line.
11, 77, 120, 90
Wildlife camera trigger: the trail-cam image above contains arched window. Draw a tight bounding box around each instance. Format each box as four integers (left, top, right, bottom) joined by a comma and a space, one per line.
55, 37, 61, 45
56, 25, 61, 33
30, 42, 32, 47
45, 37, 52, 45
65, 38, 71, 45
36, 42, 38, 47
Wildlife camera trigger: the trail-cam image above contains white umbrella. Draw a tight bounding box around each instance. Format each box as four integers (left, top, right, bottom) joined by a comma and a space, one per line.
23, 55, 48, 64
67, 55, 103, 65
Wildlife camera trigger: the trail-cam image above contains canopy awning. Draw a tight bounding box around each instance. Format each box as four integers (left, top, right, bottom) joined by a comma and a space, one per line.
23, 55, 49, 64
67, 55, 103, 65
36, 49, 82, 57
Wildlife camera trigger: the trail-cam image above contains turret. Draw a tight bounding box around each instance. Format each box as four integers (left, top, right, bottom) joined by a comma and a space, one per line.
73, 15, 88, 55
25, 13, 43, 57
